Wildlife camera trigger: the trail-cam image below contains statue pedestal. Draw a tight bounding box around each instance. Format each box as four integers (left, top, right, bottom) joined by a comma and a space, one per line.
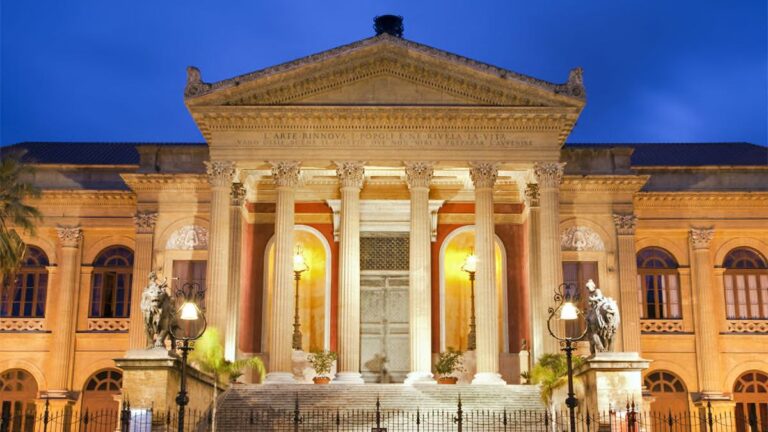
575, 352, 650, 430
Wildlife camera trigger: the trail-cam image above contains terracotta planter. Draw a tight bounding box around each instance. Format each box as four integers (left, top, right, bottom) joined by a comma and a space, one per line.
313, 376, 331, 384
437, 376, 458, 385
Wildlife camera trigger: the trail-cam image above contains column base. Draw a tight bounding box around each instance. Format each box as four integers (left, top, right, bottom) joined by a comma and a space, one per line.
471, 372, 506, 385
404, 371, 436, 385
333, 372, 365, 384
263, 372, 297, 384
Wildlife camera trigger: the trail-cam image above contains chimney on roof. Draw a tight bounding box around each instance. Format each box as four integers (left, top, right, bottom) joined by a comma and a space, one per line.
374, 15, 404, 38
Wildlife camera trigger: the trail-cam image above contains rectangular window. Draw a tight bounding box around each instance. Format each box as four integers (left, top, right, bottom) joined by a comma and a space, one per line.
562, 261, 598, 338
638, 270, 681, 320
725, 272, 768, 320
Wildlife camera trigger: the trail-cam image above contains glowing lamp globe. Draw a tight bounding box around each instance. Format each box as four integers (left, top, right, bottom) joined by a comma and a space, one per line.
179, 302, 200, 321
293, 247, 309, 274
560, 302, 579, 321
461, 252, 478, 274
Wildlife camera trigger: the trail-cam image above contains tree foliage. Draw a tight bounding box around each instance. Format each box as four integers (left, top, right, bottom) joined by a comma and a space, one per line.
0, 152, 41, 282
528, 353, 585, 407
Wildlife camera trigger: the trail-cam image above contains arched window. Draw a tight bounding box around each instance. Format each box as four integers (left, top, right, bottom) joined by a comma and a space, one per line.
0, 369, 38, 431
81, 369, 122, 415
723, 248, 768, 320
0, 246, 49, 318
733, 371, 768, 431
644, 370, 688, 414
90, 247, 133, 318
637, 247, 681, 319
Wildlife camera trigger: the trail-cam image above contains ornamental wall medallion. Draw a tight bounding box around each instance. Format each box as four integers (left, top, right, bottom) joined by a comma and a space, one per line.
165, 225, 209, 250
560, 226, 605, 251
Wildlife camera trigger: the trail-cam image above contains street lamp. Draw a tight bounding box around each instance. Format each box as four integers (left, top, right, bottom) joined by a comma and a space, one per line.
547, 283, 587, 432
170, 282, 206, 432
292, 245, 309, 351
461, 250, 478, 351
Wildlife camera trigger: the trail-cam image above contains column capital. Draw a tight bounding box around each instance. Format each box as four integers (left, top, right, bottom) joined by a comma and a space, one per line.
613, 213, 637, 236
133, 211, 158, 234
690, 227, 715, 250
204, 160, 237, 187
524, 183, 540, 207
533, 162, 566, 188
56, 225, 82, 248
335, 161, 365, 189
270, 161, 301, 188
404, 161, 434, 189
231, 182, 246, 206
469, 162, 498, 189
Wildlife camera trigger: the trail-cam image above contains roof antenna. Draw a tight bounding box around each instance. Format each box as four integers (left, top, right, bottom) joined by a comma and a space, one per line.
374, 15, 404, 38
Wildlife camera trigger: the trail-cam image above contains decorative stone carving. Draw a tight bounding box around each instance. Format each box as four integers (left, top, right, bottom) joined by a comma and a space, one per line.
204, 161, 236, 187
561, 226, 605, 251
524, 183, 540, 207
231, 182, 246, 206
139, 272, 175, 349
87, 318, 130, 332
165, 225, 208, 250
640, 320, 684, 334
133, 211, 158, 234
335, 161, 366, 189
584, 279, 620, 355
468, 162, 498, 189
270, 161, 301, 188
727, 320, 768, 334
690, 227, 715, 250
184, 66, 211, 98
533, 162, 566, 188
613, 213, 637, 236
56, 225, 82, 248
404, 162, 434, 189
0, 318, 45, 332
563, 67, 585, 98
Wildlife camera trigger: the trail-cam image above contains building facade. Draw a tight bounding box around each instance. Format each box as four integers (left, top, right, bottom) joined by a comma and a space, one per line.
1, 25, 767, 422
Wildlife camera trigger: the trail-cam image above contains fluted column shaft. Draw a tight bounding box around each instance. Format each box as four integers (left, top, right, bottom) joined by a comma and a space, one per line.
469, 163, 505, 385
225, 183, 245, 361
404, 162, 435, 384
335, 161, 365, 384
614, 214, 641, 353
690, 228, 721, 394
526, 184, 546, 363
265, 161, 300, 383
128, 212, 157, 350
534, 162, 565, 356
49, 226, 82, 394
204, 161, 236, 334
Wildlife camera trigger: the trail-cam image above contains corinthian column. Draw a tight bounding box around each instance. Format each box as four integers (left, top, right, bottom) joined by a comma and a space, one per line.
128, 211, 157, 350
204, 160, 236, 334
48, 226, 83, 397
404, 162, 435, 384
265, 161, 300, 383
334, 161, 365, 384
533, 162, 565, 356
469, 162, 505, 385
689, 227, 722, 396
225, 183, 245, 361
613, 214, 641, 353
526, 184, 547, 363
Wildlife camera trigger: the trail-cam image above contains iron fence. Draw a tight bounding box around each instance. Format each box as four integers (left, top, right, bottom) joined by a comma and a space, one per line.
2, 397, 765, 432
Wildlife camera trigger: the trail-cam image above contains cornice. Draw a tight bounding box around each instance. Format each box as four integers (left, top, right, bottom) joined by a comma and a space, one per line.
120, 173, 210, 193
634, 192, 768, 208
32, 190, 136, 207
561, 175, 649, 193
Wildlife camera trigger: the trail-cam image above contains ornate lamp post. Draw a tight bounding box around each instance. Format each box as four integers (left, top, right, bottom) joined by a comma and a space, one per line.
292, 245, 309, 351
170, 282, 206, 432
461, 250, 478, 351
547, 283, 587, 432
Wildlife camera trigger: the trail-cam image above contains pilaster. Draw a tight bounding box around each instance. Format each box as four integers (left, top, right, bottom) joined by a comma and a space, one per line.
225, 183, 245, 361
526, 183, 546, 363
128, 211, 157, 350
613, 213, 641, 353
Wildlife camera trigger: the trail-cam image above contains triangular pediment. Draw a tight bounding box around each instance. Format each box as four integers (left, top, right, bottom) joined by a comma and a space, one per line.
185, 36, 586, 108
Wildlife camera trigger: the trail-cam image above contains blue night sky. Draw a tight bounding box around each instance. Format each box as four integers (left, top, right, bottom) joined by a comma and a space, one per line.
1, 1, 766, 146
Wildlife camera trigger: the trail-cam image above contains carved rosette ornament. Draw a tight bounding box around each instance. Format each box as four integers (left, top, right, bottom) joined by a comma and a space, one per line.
270, 161, 301, 188
56, 225, 83, 248
690, 227, 715, 250
231, 183, 246, 206
613, 213, 637, 236
404, 162, 434, 189
133, 211, 158, 234
469, 162, 499, 189
525, 183, 540, 207
335, 161, 366, 189
205, 161, 236, 188
533, 162, 566, 188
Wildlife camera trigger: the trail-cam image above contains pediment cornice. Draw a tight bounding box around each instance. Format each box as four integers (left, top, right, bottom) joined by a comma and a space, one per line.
120, 174, 209, 194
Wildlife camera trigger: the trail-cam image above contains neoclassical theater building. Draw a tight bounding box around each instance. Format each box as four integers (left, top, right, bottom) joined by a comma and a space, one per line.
2, 20, 767, 419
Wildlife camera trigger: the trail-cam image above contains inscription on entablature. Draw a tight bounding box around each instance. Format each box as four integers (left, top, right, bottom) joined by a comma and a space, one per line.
235, 131, 535, 149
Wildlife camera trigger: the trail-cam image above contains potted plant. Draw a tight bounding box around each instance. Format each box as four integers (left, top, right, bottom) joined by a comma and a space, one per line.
434, 348, 464, 384
308, 350, 337, 384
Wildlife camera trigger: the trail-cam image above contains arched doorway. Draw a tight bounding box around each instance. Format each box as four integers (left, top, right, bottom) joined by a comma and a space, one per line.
0, 369, 38, 432
644, 370, 689, 414
734, 370, 768, 432
81, 369, 122, 414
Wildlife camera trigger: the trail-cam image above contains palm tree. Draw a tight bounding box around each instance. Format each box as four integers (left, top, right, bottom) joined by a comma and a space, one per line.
0, 152, 41, 287
528, 353, 585, 432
